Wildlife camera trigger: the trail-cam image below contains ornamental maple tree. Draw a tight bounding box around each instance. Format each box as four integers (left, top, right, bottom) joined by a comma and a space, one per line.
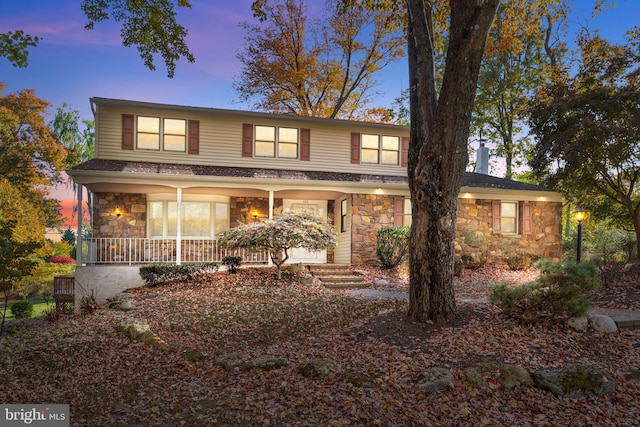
219, 212, 336, 279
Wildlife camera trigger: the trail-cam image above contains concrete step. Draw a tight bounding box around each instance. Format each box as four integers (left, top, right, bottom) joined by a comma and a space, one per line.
319, 276, 366, 284
322, 282, 371, 290
309, 264, 370, 290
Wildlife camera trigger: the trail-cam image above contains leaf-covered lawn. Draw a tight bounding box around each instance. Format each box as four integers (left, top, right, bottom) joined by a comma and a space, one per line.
1, 266, 639, 426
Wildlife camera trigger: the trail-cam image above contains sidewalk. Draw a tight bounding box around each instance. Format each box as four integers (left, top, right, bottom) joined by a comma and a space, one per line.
346, 289, 640, 329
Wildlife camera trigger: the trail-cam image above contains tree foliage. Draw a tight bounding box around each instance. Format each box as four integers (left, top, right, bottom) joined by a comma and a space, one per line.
81, 0, 195, 78
528, 29, 640, 257
472, 0, 567, 178
0, 87, 69, 228
0, 30, 39, 68
238, 0, 405, 119
219, 212, 336, 279
0, 218, 42, 334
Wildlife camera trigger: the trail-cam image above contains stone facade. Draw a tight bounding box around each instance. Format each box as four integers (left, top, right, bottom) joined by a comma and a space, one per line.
230, 197, 283, 227
455, 199, 562, 263
93, 192, 147, 238
350, 194, 397, 265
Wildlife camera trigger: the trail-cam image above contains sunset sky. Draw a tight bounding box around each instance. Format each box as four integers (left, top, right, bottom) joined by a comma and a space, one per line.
2, 1, 639, 229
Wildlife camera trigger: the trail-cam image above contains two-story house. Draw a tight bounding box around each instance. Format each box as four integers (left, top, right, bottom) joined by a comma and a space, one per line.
67, 98, 562, 304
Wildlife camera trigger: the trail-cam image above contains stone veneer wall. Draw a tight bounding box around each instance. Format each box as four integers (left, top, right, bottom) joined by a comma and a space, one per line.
455, 198, 562, 262
350, 194, 396, 265
349, 194, 563, 266
230, 197, 283, 227
93, 193, 147, 238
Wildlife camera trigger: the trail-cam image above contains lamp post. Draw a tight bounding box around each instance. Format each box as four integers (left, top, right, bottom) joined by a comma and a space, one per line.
574, 207, 587, 263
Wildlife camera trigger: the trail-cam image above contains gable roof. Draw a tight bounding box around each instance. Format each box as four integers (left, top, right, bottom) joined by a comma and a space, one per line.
462, 172, 546, 191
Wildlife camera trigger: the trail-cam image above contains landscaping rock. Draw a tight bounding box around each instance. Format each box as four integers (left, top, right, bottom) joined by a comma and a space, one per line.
341, 368, 381, 388
588, 315, 618, 333
567, 317, 589, 332
499, 364, 533, 391
214, 353, 244, 371
119, 300, 134, 311
300, 276, 314, 285
289, 263, 305, 273
298, 359, 335, 379
375, 279, 389, 286
417, 367, 455, 392
242, 355, 290, 371
464, 367, 488, 389
532, 365, 615, 398
624, 369, 640, 382
119, 292, 133, 299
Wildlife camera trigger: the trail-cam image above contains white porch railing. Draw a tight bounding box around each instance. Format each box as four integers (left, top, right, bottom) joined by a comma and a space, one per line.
85, 238, 269, 265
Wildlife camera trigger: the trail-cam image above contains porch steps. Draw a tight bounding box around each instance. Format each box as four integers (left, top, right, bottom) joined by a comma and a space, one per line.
309, 264, 369, 290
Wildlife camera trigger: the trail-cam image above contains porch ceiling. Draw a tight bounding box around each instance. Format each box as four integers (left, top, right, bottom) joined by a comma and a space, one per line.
80, 182, 347, 200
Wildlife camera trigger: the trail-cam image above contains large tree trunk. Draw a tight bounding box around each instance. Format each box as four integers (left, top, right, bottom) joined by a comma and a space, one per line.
406, 0, 499, 324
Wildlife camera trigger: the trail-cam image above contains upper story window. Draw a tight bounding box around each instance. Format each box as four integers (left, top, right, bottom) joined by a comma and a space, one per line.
351, 133, 404, 166
137, 116, 186, 152
255, 125, 299, 159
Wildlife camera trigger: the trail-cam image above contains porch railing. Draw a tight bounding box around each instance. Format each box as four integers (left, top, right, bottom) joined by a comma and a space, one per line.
85, 238, 269, 265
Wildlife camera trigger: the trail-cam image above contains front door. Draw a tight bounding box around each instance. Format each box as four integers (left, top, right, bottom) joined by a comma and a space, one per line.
283, 199, 328, 264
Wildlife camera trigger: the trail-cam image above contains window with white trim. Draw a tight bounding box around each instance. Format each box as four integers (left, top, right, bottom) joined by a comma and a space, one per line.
361, 134, 400, 165
340, 199, 348, 232
148, 196, 229, 239
255, 125, 299, 158
404, 198, 412, 227
136, 116, 186, 152
501, 202, 518, 234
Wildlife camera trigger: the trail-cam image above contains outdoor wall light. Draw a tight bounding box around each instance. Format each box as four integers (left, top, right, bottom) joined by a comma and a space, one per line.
573, 206, 587, 263
252, 209, 259, 219
115, 206, 122, 217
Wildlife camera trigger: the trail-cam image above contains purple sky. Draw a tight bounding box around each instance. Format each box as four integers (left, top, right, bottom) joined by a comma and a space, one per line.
1, 0, 639, 222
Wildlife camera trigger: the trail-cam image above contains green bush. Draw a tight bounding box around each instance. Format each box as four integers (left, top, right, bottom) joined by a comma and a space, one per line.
491, 259, 600, 321
222, 256, 242, 273
376, 226, 410, 269
139, 262, 219, 287
10, 300, 34, 319
460, 254, 487, 270
504, 253, 536, 271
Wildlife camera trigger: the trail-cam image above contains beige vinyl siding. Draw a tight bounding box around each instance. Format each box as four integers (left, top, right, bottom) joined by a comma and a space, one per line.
333, 195, 352, 264
94, 104, 408, 177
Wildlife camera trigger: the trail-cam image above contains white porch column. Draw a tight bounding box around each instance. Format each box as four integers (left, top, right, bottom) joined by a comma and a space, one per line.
75, 183, 83, 265
269, 190, 274, 219
176, 188, 182, 265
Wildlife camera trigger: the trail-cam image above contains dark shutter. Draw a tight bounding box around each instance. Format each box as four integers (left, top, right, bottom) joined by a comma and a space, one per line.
188, 120, 199, 155
300, 128, 310, 161
522, 202, 532, 235
394, 197, 405, 226
242, 123, 253, 157
492, 200, 501, 233
350, 132, 360, 164
401, 136, 409, 167
122, 114, 134, 150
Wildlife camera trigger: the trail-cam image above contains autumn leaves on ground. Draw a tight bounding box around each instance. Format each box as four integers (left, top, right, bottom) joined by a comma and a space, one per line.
2, 266, 639, 426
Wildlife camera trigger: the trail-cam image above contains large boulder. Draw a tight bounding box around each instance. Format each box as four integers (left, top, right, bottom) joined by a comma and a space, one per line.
567, 317, 589, 332
532, 365, 615, 398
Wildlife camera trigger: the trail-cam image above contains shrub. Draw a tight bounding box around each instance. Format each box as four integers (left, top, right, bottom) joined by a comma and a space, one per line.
80, 291, 98, 315
460, 254, 487, 270
139, 262, 219, 287
504, 253, 536, 271
491, 259, 600, 321
48, 256, 76, 264
222, 256, 242, 274
376, 226, 410, 269
10, 300, 34, 319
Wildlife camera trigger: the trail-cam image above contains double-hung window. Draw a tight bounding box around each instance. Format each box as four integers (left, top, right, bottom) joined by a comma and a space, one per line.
361, 134, 400, 165
500, 202, 518, 234
255, 125, 299, 159
136, 116, 186, 152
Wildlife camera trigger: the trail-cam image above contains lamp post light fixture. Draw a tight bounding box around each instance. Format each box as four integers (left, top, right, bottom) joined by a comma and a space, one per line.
574, 207, 587, 263
115, 206, 122, 217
